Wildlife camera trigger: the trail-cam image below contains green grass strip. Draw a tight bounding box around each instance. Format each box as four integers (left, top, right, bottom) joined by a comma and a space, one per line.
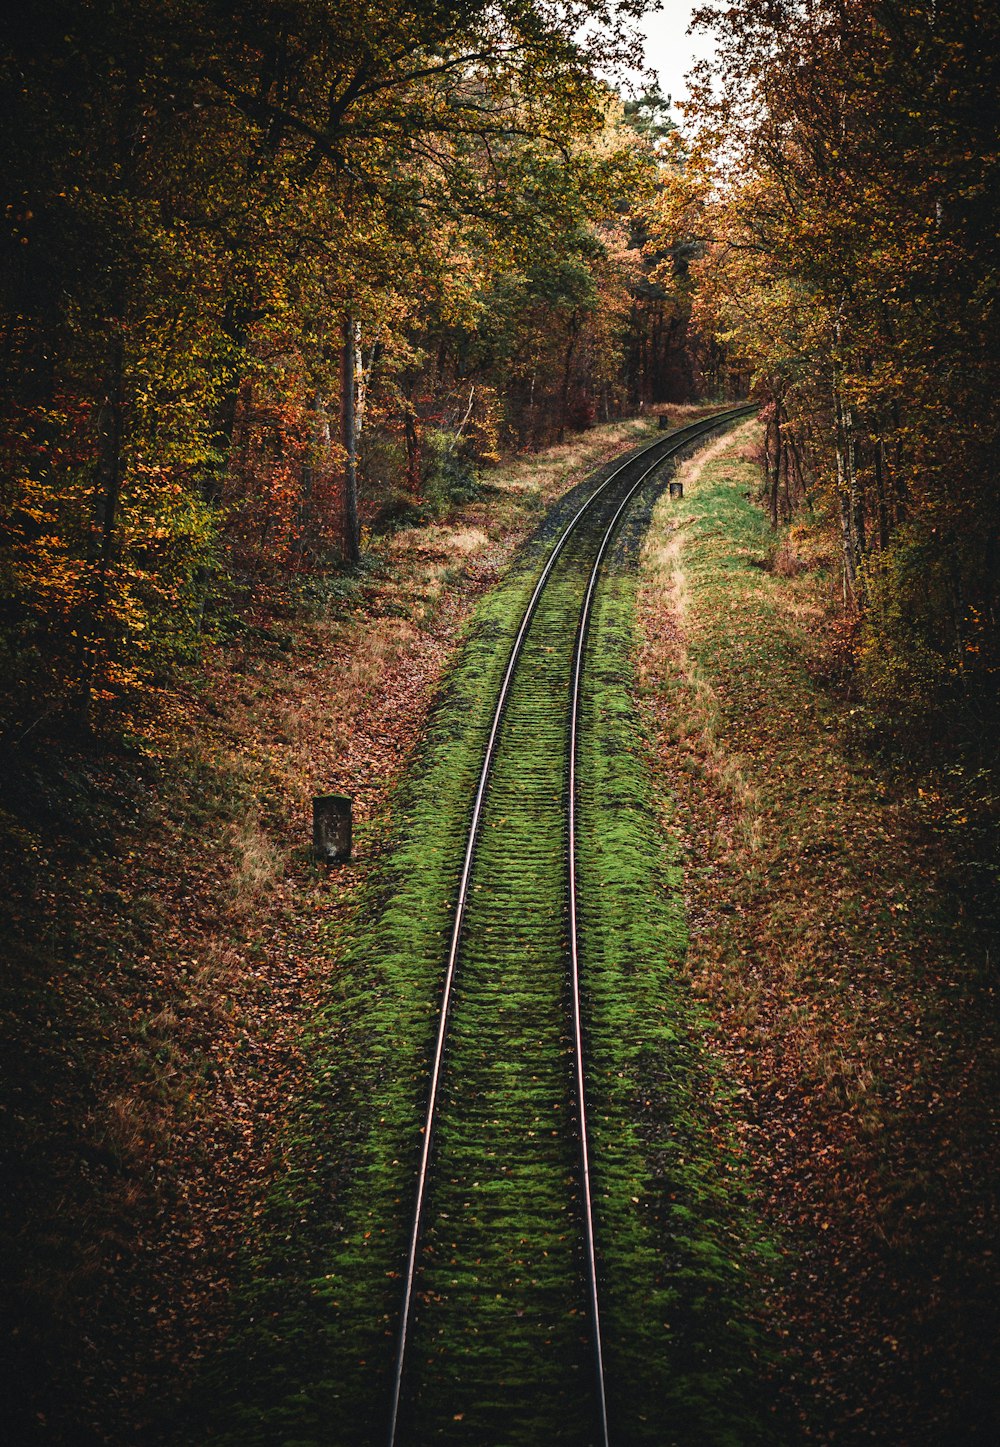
196, 449, 775, 1447
579, 490, 776, 1444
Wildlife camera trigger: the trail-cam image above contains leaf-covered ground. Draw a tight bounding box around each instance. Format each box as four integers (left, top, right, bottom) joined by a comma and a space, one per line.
194, 418, 773, 1446
636, 424, 999, 1443
3, 413, 706, 1444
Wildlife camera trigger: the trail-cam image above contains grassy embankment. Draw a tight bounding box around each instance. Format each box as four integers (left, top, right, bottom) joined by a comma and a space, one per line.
636, 424, 998, 1442
198, 421, 775, 1445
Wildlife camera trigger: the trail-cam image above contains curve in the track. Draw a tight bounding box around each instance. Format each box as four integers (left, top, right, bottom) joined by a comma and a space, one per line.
386, 405, 756, 1447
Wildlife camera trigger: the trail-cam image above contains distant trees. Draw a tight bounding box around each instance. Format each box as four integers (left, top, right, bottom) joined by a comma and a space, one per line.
657, 0, 1000, 751
4, 1, 713, 736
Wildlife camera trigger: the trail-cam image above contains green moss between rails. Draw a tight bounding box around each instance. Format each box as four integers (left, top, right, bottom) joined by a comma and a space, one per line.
192, 442, 776, 1447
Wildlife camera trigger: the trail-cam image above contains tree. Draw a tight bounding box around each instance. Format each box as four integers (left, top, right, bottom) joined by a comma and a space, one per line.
0, 0, 654, 733
672, 0, 1000, 748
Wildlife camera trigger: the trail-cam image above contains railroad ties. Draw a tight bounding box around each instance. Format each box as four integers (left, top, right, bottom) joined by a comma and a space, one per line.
387, 407, 756, 1446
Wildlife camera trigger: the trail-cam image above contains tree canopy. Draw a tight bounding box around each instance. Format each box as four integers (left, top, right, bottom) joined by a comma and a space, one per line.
651, 0, 999, 754
4, 1, 706, 734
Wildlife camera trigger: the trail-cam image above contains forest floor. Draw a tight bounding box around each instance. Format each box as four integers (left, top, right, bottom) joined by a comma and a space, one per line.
636, 424, 998, 1443
1, 410, 996, 1444
1, 409, 697, 1445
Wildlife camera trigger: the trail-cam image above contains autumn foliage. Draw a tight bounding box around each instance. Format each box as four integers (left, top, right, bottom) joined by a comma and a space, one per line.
0, 3, 722, 739
650, 0, 999, 758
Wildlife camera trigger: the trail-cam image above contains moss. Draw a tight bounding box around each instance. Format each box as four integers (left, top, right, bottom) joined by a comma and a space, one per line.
198, 434, 774, 1446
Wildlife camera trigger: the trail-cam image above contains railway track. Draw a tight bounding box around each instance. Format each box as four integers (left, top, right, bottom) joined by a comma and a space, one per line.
386, 407, 755, 1446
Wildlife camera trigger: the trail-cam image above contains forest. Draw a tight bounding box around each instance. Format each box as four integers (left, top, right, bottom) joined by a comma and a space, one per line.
2, 2, 996, 756
1, 0, 710, 734
2, 1, 997, 1443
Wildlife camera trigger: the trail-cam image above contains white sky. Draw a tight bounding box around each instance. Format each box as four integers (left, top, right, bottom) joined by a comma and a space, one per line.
635, 3, 717, 115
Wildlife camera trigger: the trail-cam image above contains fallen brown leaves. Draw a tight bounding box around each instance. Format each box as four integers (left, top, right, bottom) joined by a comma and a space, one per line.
637, 436, 998, 1442
0, 418, 660, 1444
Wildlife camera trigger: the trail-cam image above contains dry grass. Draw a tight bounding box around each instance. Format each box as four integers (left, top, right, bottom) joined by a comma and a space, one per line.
636, 421, 999, 1442
411, 525, 488, 555
223, 817, 285, 907
639, 421, 765, 856
490, 418, 648, 493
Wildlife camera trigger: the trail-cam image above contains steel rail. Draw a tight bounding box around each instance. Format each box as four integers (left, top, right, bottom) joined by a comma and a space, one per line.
385, 405, 755, 1447
565, 401, 754, 1446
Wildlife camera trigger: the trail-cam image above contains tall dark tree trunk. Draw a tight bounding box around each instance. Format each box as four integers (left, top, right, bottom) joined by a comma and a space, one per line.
786, 434, 808, 507
404, 410, 421, 493
557, 316, 579, 444
401, 372, 421, 493
781, 425, 792, 518
874, 435, 891, 550
834, 388, 863, 605
768, 409, 783, 529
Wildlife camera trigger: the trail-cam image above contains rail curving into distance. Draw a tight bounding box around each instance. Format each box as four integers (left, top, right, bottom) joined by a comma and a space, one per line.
386, 404, 756, 1447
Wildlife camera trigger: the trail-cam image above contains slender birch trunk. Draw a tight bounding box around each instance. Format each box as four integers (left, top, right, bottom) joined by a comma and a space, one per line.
342, 315, 360, 564
834, 386, 862, 605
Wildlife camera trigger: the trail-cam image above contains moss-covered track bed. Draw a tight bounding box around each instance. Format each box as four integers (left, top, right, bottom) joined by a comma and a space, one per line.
203, 410, 772, 1447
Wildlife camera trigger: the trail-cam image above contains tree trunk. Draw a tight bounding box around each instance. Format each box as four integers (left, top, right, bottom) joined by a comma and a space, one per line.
874, 434, 891, 550
557, 318, 578, 444
847, 407, 867, 563
341, 314, 360, 564
834, 387, 863, 605
404, 408, 421, 494
785, 433, 805, 508
768, 409, 783, 529
77, 328, 126, 722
